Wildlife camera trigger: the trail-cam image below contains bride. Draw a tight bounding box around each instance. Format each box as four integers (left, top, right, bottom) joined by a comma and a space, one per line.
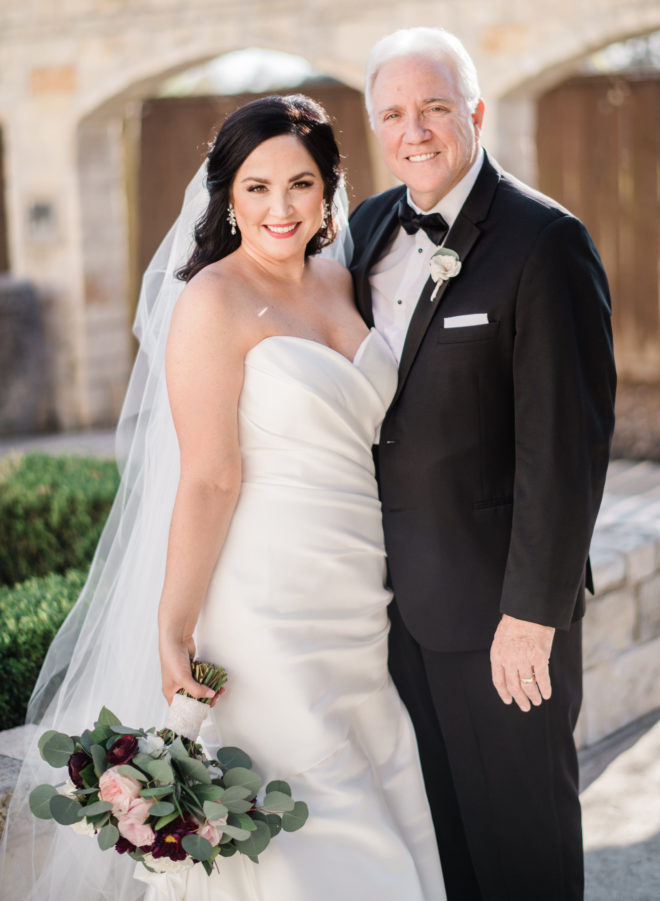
0, 94, 445, 900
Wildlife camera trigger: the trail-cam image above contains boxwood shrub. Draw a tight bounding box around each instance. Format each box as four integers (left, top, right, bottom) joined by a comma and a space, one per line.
0, 452, 119, 587
0, 568, 87, 730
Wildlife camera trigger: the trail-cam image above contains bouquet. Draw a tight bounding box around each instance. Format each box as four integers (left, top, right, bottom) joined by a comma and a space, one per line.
29, 661, 308, 876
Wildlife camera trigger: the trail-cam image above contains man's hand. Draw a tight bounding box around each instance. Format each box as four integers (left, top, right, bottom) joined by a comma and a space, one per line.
490, 614, 555, 711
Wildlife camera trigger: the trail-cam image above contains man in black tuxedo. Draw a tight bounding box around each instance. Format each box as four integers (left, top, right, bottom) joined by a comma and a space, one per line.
350, 27, 616, 901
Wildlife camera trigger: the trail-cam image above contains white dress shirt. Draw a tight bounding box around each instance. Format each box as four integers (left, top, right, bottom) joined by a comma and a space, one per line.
370, 148, 485, 364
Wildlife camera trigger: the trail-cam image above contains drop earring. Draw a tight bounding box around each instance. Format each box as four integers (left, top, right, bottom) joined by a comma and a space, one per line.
227, 203, 238, 236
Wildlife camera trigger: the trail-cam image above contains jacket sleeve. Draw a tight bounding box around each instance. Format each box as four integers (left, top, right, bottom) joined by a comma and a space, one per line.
499, 214, 616, 629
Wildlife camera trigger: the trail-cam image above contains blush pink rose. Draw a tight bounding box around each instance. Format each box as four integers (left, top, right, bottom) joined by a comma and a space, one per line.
98, 766, 142, 816
117, 797, 155, 848
197, 815, 227, 846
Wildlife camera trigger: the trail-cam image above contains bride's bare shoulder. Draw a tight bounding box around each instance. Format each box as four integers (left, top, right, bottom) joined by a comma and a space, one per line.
308, 256, 353, 296
171, 258, 258, 344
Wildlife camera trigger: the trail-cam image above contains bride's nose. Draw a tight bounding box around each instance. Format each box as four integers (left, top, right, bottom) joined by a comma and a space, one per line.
269, 189, 293, 219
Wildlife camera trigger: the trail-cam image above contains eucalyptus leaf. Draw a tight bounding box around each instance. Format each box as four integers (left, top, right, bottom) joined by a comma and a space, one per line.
223, 767, 261, 797
142, 758, 175, 784
90, 725, 113, 745
281, 800, 309, 832
218, 843, 237, 856
262, 791, 295, 813
97, 823, 119, 851
132, 752, 157, 771
235, 820, 271, 858
154, 811, 180, 831
96, 707, 121, 728
79, 763, 97, 788
148, 801, 175, 817
203, 800, 228, 821
37, 730, 59, 758
108, 724, 143, 735
175, 756, 210, 785
265, 780, 291, 797
263, 813, 283, 837
29, 784, 58, 820
181, 834, 214, 862
220, 823, 252, 841
140, 785, 174, 799
224, 799, 253, 814
227, 812, 257, 832
41, 732, 75, 768
91, 744, 108, 779
167, 737, 189, 761
79, 730, 95, 754
221, 785, 251, 803
216, 747, 251, 770
116, 764, 148, 782
193, 784, 226, 802
50, 795, 83, 826
80, 800, 113, 818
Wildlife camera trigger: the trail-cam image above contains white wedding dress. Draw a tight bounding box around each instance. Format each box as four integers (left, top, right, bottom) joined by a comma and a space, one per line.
136, 328, 445, 900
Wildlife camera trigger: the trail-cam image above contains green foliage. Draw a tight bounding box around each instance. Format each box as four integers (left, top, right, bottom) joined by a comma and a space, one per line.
0, 452, 119, 587
0, 567, 87, 729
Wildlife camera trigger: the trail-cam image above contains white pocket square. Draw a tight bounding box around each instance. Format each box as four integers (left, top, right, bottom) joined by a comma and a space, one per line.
444, 314, 489, 328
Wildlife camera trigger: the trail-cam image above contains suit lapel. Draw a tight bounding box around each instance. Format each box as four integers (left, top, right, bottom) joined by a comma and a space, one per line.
391, 153, 502, 406
352, 189, 405, 326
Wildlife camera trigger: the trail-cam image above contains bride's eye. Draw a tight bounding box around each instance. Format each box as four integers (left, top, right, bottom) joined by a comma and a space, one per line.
247, 184, 267, 193
292, 180, 313, 189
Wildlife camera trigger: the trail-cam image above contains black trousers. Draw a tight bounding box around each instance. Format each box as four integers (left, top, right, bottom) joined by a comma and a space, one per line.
388, 600, 584, 901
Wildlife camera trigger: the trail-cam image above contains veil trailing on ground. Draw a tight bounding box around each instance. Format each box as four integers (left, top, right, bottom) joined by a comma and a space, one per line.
0, 163, 352, 900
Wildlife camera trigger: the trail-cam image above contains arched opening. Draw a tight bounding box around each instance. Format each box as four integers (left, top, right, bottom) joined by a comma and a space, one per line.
75, 49, 374, 427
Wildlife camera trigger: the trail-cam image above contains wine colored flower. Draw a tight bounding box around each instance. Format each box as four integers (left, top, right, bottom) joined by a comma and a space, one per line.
67, 750, 92, 789
107, 735, 139, 766
98, 766, 142, 816
150, 816, 198, 861
115, 836, 137, 855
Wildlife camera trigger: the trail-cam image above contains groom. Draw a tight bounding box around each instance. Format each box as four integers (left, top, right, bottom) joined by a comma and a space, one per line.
350, 27, 616, 901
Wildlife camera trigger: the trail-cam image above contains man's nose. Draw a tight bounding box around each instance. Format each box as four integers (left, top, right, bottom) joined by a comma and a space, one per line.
403, 115, 431, 143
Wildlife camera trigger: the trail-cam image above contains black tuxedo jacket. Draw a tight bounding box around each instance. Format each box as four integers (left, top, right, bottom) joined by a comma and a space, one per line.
350, 152, 616, 652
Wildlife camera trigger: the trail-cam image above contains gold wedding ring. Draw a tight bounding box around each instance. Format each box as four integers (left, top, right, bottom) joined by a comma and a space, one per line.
520, 675, 536, 684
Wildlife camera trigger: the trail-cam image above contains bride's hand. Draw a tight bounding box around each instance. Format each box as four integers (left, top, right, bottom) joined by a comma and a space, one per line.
159, 633, 216, 706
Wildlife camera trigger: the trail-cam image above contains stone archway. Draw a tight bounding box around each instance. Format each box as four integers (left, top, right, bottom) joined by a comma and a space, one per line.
75, 53, 377, 427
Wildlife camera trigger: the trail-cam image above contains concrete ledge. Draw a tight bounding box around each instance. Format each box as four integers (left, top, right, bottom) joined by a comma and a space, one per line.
579, 461, 660, 748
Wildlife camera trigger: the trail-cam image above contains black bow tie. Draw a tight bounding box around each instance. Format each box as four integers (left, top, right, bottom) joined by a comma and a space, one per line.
397, 199, 448, 245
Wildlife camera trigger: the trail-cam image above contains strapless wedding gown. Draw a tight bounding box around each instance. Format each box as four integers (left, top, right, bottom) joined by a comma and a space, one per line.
136, 329, 445, 900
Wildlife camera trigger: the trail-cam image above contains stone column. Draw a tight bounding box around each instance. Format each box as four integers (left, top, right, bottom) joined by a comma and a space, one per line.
4, 64, 88, 430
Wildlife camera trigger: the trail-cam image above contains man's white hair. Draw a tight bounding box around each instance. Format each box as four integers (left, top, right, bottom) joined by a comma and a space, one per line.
365, 27, 482, 126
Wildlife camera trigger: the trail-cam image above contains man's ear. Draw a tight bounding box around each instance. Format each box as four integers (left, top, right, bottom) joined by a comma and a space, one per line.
472, 99, 485, 136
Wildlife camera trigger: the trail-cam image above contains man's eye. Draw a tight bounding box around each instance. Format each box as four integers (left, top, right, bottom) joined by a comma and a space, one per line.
382, 112, 399, 122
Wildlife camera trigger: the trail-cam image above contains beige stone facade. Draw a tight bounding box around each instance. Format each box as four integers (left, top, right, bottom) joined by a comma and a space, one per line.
1, 0, 659, 428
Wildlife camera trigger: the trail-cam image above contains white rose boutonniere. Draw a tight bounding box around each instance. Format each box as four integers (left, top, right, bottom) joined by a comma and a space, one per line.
429, 247, 461, 301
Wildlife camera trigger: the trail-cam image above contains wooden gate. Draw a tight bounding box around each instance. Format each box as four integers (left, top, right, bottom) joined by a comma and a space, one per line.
537, 74, 660, 383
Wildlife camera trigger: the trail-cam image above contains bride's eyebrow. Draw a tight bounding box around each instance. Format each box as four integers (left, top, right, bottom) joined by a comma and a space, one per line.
240, 171, 317, 184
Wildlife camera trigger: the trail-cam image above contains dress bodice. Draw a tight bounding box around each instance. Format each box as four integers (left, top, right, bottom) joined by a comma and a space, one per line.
238, 328, 397, 492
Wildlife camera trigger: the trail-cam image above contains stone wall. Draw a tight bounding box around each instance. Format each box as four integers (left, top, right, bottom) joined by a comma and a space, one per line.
0, 0, 659, 430
576, 461, 660, 748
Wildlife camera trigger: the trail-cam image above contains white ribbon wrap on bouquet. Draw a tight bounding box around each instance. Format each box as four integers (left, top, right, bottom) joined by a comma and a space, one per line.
166, 693, 210, 741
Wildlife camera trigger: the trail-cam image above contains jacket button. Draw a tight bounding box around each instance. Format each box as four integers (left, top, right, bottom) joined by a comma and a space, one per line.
385, 439, 397, 445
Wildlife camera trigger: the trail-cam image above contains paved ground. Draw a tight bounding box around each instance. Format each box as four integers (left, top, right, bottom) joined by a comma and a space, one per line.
1, 432, 659, 898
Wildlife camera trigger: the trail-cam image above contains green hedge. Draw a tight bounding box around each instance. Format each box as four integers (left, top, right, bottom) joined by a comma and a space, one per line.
0, 568, 87, 730
0, 452, 119, 587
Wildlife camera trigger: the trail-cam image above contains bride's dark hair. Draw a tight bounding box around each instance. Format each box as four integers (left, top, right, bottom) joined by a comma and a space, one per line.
177, 94, 342, 281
